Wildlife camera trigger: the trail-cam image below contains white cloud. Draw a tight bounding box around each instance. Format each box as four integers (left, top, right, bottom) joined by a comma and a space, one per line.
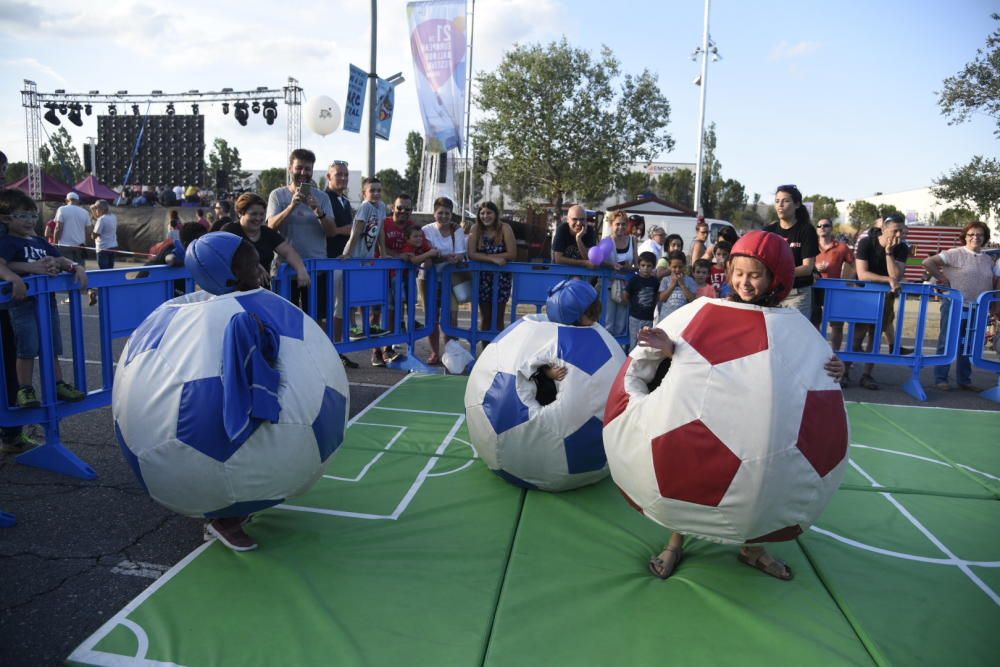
769, 40, 822, 61
1, 57, 67, 84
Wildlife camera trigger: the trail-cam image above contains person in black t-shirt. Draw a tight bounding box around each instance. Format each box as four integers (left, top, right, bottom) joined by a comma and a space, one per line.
551, 204, 597, 268
224, 192, 309, 290
763, 184, 818, 320
848, 213, 910, 389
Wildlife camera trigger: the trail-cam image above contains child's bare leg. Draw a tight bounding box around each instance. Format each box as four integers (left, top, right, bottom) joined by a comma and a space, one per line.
649, 532, 684, 579
15, 358, 33, 387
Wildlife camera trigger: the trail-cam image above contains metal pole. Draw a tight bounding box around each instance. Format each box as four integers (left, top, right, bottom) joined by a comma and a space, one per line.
460, 0, 476, 220
367, 0, 378, 178
692, 0, 711, 216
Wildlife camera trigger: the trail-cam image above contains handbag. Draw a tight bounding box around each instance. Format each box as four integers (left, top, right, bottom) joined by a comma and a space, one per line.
610, 278, 626, 304
449, 229, 472, 303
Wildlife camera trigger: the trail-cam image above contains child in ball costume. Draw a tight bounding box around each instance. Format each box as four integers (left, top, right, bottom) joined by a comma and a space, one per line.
639, 230, 844, 580
532, 280, 602, 405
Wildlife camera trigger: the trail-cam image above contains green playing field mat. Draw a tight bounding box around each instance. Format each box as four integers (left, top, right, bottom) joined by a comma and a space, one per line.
70, 377, 1000, 666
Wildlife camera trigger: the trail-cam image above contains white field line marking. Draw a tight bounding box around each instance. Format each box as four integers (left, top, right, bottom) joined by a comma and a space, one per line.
851, 444, 1000, 482
68, 374, 423, 665
110, 560, 170, 580
809, 527, 1000, 567
68, 541, 213, 666
372, 405, 465, 417
120, 619, 150, 660
426, 436, 478, 478
847, 459, 1000, 606
846, 400, 1000, 415
351, 382, 396, 389
278, 413, 468, 521
323, 423, 407, 482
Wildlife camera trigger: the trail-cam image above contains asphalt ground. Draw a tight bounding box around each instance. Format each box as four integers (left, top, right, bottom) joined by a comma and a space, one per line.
1, 299, 998, 666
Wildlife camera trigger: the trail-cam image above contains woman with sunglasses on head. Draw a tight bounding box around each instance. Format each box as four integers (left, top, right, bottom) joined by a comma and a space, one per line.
421, 197, 467, 365
763, 184, 819, 319
467, 202, 516, 340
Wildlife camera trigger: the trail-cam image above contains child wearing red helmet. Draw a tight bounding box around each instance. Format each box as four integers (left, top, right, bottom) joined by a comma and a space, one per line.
638, 230, 844, 581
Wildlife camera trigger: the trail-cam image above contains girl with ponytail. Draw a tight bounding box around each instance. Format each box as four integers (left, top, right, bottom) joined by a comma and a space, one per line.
762, 184, 819, 319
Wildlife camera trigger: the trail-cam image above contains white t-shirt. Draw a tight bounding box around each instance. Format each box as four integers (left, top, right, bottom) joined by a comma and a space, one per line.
347, 200, 387, 259
422, 222, 467, 258
935, 246, 998, 303
638, 239, 664, 263
54, 204, 91, 246
93, 214, 118, 252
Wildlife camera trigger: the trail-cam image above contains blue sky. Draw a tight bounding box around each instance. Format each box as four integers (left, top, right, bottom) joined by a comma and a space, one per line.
1, 0, 996, 204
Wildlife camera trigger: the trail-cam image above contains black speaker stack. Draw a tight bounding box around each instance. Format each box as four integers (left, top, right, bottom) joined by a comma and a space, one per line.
95, 115, 205, 187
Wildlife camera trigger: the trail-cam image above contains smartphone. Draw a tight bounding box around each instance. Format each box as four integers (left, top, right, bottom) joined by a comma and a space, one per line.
298, 181, 311, 196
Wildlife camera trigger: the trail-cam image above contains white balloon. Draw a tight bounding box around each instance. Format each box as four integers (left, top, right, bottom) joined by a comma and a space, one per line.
304, 95, 341, 137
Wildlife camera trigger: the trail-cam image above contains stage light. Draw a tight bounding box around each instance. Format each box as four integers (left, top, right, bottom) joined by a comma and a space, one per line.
262, 100, 278, 125
44, 102, 60, 126
89, 90, 99, 95
251, 101, 261, 114
68, 103, 83, 127
234, 101, 249, 126
191, 103, 199, 114
59, 103, 68, 115
222, 87, 234, 93
54, 89, 66, 94
108, 105, 117, 116
117, 90, 128, 95
166, 103, 175, 116
131, 104, 140, 116
222, 102, 230, 115
152, 90, 163, 95
84, 104, 92, 116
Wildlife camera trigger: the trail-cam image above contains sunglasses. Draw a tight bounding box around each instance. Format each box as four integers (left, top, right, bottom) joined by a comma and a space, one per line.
330, 160, 348, 167
817, 223, 832, 229
395, 207, 412, 212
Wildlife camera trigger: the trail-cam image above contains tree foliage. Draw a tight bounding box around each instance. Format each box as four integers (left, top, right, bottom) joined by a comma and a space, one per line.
404, 131, 423, 198
375, 168, 408, 204
804, 194, 840, 223
255, 167, 287, 196
937, 206, 978, 227
5, 161, 28, 183
475, 39, 673, 212
848, 200, 881, 227
932, 155, 1000, 221
206, 138, 248, 192
937, 14, 1000, 137
614, 171, 654, 201
656, 169, 694, 209
40, 128, 85, 184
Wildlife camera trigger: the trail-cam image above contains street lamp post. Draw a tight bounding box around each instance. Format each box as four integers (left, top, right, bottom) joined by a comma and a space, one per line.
692, 0, 721, 217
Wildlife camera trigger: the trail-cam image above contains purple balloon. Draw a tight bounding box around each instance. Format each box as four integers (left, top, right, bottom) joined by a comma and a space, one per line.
587, 245, 605, 265
599, 237, 615, 254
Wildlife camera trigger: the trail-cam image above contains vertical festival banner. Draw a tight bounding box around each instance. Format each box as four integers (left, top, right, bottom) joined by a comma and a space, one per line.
343, 64, 367, 133
406, 0, 467, 153
374, 78, 395, 140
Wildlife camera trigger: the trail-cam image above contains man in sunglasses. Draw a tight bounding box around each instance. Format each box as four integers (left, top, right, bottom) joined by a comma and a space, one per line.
813, 219, 854, 353
375, 194, 415, 365
324, 160, 358, 368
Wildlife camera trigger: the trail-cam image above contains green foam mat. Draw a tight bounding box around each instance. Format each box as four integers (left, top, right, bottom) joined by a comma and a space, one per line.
70, 377, 1000, 666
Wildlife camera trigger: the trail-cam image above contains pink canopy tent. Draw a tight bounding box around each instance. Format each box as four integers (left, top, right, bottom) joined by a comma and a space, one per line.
8, 173, 74, 202
74, 175, 118, 204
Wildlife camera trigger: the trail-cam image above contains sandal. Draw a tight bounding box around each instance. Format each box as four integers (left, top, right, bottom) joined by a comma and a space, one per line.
648, 545, 684, 579
859, 374, 879, 390
426, 354, 442, 366
737, 548, 793, 581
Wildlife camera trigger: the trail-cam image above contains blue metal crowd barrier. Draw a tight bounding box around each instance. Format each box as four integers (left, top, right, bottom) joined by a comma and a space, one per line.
817, 278, 966, 401
970, 290, 1000, 404
438, 261, 633, 352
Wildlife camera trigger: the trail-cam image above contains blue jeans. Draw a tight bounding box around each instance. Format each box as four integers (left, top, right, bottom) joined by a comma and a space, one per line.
97, 250, 116, 269
604, 293, 628, 338
934, 302, 971, 386
10, 295, 63, 358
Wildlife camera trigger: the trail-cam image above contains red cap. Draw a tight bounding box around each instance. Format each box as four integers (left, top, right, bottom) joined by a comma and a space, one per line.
729, 230, 795, 304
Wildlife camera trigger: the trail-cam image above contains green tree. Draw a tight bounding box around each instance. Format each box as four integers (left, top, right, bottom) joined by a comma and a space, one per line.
206, 138, 249, 192
256, 167, 287, 196
40, 128, 85, 183
5, 161, 28, 183
804, 194, 840, 223
937, 13, 1000, 137
655, 168, 694, 209
715, 177, 748, 223
404, 131, 423, 197
698, 123, 722, 216
932, 155, 1000, 221
848, 200, 881, 227
878, 203, 903, 220
937, 206, 978, 227
475, 39, 673, 212
614, 170, 653, 201
375, 168, 407, 203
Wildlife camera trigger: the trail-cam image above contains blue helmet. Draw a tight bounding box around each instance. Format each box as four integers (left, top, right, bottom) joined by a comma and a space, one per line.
546, 279, 598, 325
185, 232, 244, 295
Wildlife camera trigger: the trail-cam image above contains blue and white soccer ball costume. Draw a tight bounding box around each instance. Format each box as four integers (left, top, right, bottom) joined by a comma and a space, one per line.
465, 281, 626, 491
113, 233, 349, 517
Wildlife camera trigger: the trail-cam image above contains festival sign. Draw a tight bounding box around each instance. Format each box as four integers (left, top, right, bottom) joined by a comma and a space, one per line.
375, 78, 395, 140
344, 64, 367, 133
406, 0, 467, 152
